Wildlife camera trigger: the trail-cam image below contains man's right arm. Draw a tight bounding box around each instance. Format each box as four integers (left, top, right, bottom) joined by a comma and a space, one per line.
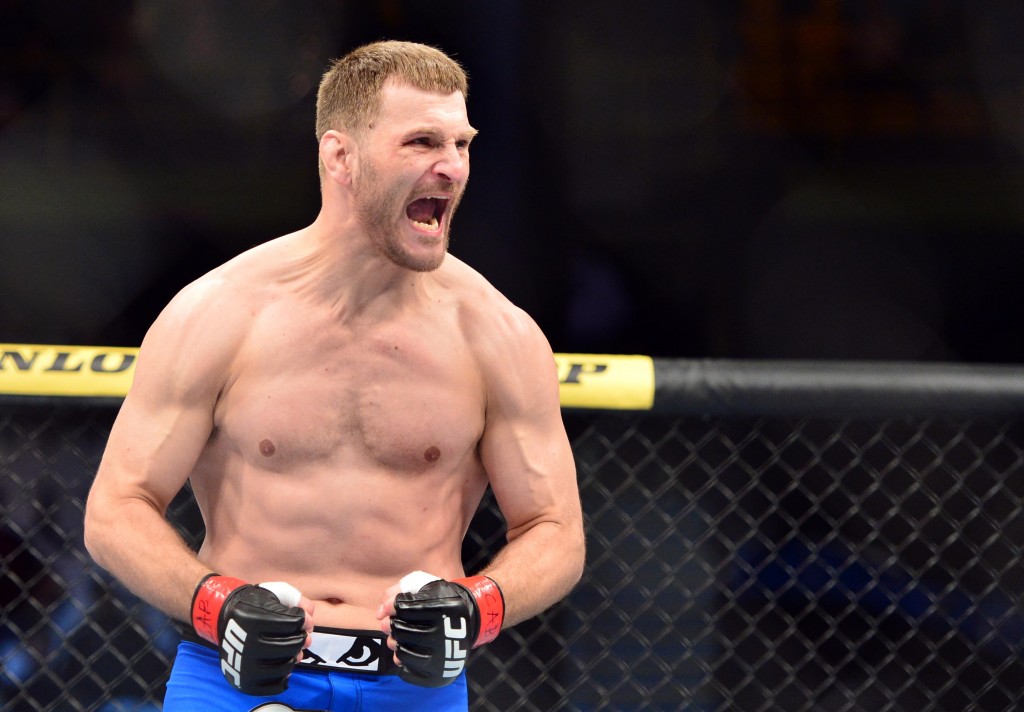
83, 278, 234, 622
84, 276, 314, 695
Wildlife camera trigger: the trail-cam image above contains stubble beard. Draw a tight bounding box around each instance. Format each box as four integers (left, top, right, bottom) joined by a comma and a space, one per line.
353, 159, 459, 273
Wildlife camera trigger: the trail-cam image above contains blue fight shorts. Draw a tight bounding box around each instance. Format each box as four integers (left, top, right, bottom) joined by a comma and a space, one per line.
164, 627, 468, 712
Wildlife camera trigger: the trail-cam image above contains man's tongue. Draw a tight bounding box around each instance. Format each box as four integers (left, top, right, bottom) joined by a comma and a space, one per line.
406, 198, 437, 224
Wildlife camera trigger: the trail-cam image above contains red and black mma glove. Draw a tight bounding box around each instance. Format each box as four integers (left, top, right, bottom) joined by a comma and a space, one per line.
191, 574, 307, 696
391, 574, 505, 688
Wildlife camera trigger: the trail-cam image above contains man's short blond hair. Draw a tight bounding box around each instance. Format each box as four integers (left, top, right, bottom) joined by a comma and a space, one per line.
316, 40, 469, 143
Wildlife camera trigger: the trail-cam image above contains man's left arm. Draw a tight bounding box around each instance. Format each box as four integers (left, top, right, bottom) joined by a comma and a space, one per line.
472, 317, 585, 627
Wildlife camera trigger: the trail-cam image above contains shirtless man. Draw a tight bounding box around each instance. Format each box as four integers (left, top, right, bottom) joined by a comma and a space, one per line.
83, 41, 585, 712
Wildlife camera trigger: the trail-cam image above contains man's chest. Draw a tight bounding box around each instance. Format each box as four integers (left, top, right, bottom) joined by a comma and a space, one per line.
214, 314, 486, 472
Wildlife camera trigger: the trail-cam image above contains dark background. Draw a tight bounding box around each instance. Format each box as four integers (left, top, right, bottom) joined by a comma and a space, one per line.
3, 0, 1024, 363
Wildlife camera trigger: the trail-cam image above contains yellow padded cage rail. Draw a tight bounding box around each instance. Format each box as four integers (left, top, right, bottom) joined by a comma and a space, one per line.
0, 343, 656, 411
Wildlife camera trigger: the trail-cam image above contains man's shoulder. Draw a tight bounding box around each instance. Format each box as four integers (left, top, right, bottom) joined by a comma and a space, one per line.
143, 239, 291, 361
438, 258, 560, 414
168, 238, 286, 313
440, 255, 550, 361
132, 243, 289, 399
441, 255, 530, 327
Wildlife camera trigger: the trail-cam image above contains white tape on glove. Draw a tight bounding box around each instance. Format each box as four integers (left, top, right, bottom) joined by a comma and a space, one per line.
399, 570, 442, 594
258, 581, 302, 608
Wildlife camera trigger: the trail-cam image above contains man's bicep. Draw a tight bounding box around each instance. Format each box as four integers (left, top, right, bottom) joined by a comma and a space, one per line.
99, 383, 215, 510
481, 414, 579, 538
94, 298, 227, 511
467, 298, 580, 536
478, 340, 579, 537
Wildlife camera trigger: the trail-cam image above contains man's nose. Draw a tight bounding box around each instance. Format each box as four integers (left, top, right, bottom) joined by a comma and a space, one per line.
433, 143, 469, 184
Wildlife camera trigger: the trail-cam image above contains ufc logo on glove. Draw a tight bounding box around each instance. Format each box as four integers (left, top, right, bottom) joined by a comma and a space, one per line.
390, 571, 505, 687
443, 615, 469, 678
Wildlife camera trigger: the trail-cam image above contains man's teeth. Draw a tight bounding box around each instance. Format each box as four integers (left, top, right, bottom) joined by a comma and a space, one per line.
408, 195, 447, 230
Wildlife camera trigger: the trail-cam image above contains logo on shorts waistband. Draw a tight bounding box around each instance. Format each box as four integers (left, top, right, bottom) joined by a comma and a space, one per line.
298, 632, 384, 672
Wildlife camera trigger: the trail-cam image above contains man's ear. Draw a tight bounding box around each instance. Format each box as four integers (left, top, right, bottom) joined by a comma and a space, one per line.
319, 130, 355, 185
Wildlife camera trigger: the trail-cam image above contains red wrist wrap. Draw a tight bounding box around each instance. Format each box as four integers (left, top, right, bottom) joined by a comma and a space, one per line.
190, 574, 246, 645
454, 575, 505, 647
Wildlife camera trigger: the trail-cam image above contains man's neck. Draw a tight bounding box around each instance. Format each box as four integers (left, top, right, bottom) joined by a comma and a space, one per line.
291, 215, 435, 322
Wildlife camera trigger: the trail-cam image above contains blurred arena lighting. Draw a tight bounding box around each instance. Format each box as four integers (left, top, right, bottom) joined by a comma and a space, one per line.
131, 0, 344, 122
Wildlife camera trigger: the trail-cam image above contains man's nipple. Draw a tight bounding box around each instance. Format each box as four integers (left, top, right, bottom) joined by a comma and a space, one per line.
424, 446, 441, 463
259, 439, 276, 457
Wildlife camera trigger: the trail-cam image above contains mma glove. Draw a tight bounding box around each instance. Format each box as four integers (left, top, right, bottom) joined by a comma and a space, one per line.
391, 572, 505, 688
191, 574, 307, 696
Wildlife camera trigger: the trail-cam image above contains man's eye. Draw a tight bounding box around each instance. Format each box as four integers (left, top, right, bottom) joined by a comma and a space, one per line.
455, 140, 470, 150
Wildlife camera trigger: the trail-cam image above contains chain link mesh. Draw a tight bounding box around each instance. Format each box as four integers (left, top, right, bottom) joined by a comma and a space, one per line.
2, 401, 1023, 711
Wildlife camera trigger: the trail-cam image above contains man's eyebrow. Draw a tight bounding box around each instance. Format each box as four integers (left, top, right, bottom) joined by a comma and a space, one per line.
406, 126, 479, 140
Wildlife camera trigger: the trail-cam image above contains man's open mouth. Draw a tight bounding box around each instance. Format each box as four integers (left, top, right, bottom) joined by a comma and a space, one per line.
406, 196, 449, 231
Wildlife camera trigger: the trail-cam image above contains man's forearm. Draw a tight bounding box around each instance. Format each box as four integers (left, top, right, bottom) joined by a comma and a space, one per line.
480, 519, 585, 627
85, 496, 208, 622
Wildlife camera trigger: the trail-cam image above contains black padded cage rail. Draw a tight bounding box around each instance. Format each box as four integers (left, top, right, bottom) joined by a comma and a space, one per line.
2, 359, 1023, 711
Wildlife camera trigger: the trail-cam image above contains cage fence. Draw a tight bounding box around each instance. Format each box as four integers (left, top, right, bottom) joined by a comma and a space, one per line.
2, 359, 1024, 711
